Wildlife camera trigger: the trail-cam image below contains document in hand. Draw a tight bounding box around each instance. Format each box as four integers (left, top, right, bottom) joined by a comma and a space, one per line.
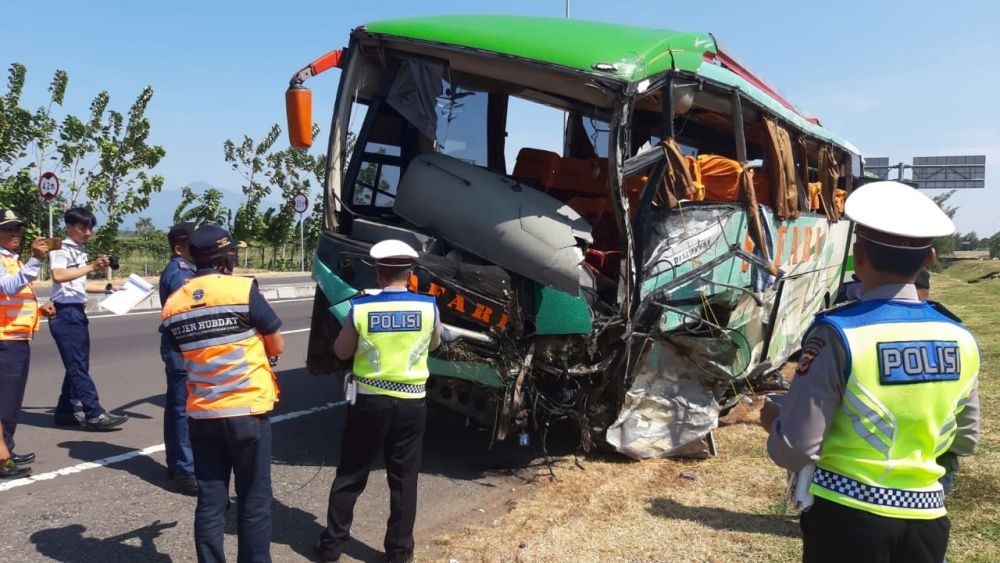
99, 273, 156, 315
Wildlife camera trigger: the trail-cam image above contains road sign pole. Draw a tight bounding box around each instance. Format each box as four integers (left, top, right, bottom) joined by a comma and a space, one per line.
48, 202, 53, 238
300, 218, 305, 272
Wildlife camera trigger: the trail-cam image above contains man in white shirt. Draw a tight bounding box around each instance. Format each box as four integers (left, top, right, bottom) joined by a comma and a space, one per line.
48, 207, 127, 431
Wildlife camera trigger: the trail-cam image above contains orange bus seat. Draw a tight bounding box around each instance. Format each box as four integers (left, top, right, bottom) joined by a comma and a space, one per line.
833, 188, 847, 215
513, 148, 561, 189
698, 154, 741, 202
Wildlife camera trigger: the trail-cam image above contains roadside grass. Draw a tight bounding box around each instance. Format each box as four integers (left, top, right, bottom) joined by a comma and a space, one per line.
435, 270, 998, 562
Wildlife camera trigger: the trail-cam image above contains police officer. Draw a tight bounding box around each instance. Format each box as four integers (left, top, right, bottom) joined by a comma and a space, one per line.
159, 222, 198, 494
761, 181, 980, 563
49, 206, 127, 430
161, 223, 284, 563
0, 209, 53, 478
315, 239, 441, 563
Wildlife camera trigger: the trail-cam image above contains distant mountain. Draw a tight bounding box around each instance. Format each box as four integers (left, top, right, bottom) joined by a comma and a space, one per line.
121, 181, 285, 231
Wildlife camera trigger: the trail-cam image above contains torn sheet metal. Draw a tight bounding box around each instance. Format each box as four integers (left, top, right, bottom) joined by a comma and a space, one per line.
606, 337, 724, 459
394, 152, 592, 294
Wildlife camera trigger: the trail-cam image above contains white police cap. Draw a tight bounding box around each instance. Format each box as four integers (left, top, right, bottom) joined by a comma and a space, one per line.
370, 239, 418, 265
845, 181, 955, 242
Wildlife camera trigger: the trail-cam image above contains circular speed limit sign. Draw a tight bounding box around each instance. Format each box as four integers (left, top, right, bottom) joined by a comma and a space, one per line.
38, 172, 60, 201
292, 192, 309, 214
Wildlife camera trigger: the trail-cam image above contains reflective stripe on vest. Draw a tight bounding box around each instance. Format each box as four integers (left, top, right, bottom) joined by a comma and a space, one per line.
161, 275, 277, 418
809, 300, 980, 519
0, 255, 39, 341
351, 291, 437, 399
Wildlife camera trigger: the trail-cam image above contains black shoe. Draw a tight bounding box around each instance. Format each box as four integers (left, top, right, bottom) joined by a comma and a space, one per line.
173, 473, 198, 496
54, 412, 86, 426
84, 412, 128, 431
0, 464, 32, 479
10, 452, 35, 465
312, 539, 341, 563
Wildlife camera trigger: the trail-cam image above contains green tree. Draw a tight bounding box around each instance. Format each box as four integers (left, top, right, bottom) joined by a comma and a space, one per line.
134, 216, 157, 235
0, 64, 67, 244
990, 234, 1000, 260
172, 185, 231, 227
225, 125, 280, 243
930, 190, 959, 258
85, 85, 166, 250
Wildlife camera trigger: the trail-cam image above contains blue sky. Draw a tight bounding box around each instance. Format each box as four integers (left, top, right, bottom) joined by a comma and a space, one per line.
4, 0, 999, 237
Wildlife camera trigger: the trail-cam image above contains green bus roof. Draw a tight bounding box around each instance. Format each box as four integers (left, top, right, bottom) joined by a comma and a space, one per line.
362, 15, 714, 83
360, 15, 859, 154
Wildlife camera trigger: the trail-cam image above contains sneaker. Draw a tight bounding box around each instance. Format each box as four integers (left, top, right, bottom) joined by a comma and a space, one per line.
174, 473, 199, 496
84, 412, 128, 431
0, 464, 32, 479
10, 452, 35, 465
54, 412, 86, 426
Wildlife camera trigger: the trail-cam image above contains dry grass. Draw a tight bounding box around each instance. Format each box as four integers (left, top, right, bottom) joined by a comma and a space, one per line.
431, 271, 999, 563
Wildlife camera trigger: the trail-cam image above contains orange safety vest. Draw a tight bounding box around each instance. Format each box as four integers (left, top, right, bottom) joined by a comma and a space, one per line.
161, 274, 278, 418
0, 253, 40, 341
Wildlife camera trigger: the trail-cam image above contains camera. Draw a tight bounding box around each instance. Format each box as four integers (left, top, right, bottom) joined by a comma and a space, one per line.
108, 254, 120, 270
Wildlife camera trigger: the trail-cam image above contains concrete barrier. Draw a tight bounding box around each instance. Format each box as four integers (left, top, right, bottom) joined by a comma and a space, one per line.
85, 282, 316, 315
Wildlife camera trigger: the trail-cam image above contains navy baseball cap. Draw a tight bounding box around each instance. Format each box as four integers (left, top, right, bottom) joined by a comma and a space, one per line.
167, 221, 197, 245
0, 209, 26, 229
188, 223, 238, 264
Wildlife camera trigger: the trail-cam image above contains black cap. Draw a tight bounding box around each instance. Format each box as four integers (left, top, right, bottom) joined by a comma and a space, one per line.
0, 209, 26, 229
915, 269, 931, 290
167, 221, 197, 246
188, 223, 238, 266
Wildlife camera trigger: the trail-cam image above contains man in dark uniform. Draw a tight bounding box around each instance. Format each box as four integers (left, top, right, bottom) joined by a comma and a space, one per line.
159, 222, 198, 494
0, 209, 53, 478
161, 223, 284, 563
315, 239, 442, 563
761, 181, 980, 563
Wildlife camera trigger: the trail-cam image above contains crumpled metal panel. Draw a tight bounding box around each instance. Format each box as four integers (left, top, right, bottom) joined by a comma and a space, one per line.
606, 309, 759, 459
394, 152, 592, 294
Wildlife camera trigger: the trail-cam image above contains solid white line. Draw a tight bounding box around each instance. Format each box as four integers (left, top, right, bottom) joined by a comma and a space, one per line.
281, 328, 311, 335
0, 400, 342, 493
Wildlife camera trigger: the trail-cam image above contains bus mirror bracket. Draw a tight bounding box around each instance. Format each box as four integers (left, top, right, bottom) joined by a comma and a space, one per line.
285, 49, 345, 149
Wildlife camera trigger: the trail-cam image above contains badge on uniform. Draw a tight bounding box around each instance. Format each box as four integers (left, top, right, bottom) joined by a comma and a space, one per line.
368, 311, 421, 332
878, 340, 960, 385
193, 289, 205, 301
795, 337, 826, 376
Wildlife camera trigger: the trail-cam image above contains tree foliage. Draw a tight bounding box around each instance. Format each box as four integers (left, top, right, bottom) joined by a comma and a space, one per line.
173, 185, 231, 227
0, 63, 165, 252
930, 190, 959, 257
224, 123, 327, 260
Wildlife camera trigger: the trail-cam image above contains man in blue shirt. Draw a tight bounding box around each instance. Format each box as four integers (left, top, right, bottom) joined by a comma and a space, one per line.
159, 222, 198, 495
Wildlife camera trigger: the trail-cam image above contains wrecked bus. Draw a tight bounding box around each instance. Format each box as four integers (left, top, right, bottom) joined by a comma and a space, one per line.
286, 16, 862, 459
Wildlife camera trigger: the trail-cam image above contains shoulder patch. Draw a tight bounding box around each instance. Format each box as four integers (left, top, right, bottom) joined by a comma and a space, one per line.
796, 337, 826, 376
815, 299, 860, 319
928, 301, 963, 323
177, 261, 190, 270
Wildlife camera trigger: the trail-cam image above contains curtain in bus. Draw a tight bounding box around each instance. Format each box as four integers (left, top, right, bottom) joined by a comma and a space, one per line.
761, 117, 800, 220
819, 145, 841, 222
738, 165, 777, 275
663, 138, 696, 204
795, 136, 812, 212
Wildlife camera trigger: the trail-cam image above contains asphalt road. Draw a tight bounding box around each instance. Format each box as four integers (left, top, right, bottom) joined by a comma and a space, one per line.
0, 297, 538, 562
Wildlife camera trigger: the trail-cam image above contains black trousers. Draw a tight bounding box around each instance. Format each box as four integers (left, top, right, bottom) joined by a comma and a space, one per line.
318, 394, 427, 562
801, 497, 950, 563
0, 340, 30, 452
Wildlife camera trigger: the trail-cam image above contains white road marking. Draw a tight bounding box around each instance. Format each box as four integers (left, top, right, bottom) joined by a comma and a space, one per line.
0, 395, 339, 493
